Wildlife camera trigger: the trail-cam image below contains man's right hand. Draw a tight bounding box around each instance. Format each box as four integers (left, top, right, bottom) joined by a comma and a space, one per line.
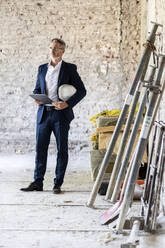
34, 100, 43, 105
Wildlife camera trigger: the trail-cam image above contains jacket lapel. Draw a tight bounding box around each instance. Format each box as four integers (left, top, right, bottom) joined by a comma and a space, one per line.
41, 64, 48, 93
58, 61, 65, 88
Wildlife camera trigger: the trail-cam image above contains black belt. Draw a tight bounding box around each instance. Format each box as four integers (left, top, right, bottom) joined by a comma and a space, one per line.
45, 106, 56, 111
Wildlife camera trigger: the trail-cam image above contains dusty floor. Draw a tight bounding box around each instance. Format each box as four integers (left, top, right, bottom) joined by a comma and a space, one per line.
0, 152, 165, 248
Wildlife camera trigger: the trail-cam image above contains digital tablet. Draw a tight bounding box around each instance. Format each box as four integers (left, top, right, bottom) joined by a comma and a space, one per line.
29, 94, 52, 104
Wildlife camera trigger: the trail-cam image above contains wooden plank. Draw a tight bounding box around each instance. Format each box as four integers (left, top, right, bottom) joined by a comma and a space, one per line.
98, 126, 147, 162
96, 125, 132, 133
96, 124, 142, 133
96, 126, 116, 133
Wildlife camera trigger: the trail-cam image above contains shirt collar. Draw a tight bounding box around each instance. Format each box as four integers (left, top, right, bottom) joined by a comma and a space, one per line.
48, 60, 62, 69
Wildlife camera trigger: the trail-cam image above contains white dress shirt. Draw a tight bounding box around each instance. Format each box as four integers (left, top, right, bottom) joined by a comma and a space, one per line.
45, 60, 62, 105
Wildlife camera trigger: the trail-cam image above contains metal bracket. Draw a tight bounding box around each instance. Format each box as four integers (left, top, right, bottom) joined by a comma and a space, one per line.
150, 21, 163, 27
142, 82, 161, 94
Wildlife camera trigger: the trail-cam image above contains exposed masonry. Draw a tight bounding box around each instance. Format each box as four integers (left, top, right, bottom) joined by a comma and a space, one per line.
0, 0, 142, 153
119, 0, 141, 82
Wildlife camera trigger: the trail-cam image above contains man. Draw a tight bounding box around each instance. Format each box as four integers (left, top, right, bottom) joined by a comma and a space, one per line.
21, 38, 86, 193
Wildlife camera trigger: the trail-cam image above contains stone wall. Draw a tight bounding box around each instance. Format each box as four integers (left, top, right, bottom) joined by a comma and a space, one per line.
0, 0, 141, 153
120, 0, 141, 83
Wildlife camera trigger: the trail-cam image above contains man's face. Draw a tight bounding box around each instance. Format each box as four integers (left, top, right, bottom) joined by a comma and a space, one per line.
50, 42, 64, 60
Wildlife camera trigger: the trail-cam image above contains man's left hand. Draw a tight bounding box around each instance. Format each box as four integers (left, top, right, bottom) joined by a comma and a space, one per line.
52, 101, 69, 110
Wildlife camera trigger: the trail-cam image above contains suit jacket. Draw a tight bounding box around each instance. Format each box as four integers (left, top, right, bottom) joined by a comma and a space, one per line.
33, 61, 86, 123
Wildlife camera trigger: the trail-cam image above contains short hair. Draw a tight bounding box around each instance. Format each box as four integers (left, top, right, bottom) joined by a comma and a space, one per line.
51, 38, 66, 50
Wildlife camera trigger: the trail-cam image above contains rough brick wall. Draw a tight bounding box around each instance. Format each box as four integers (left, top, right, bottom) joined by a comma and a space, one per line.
120, 0, 141, 83
0, 0, 141, 153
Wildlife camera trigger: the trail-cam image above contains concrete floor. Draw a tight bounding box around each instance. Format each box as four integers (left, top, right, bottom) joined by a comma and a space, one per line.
0, 152, 165, 248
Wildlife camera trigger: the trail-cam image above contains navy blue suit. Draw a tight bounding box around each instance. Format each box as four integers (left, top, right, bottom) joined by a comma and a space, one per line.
33, 61, 86, 186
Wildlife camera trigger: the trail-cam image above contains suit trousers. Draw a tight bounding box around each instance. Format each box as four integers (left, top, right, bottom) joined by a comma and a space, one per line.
34, 108, 70, 186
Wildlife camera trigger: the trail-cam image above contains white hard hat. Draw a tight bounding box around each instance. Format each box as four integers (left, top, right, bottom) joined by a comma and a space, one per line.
58, 84, 77, 101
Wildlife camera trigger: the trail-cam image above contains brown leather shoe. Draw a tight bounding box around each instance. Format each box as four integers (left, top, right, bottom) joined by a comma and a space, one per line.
20, 181, 43, 192
53, 184, 61, 194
